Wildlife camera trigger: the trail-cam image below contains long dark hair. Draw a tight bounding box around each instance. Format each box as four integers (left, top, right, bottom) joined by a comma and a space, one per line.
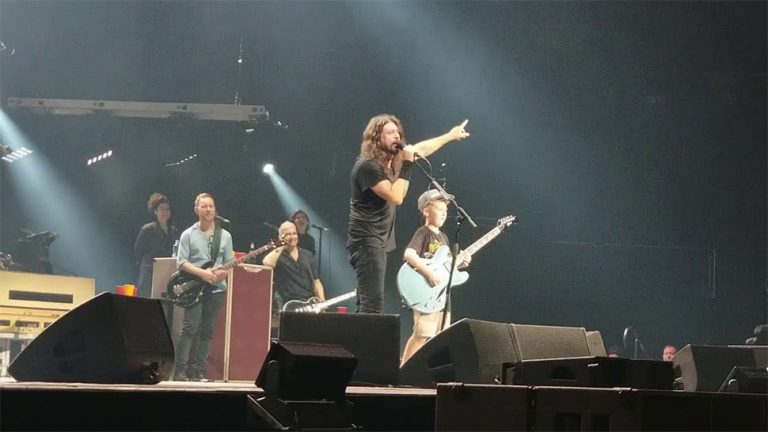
360, 114, 406, 179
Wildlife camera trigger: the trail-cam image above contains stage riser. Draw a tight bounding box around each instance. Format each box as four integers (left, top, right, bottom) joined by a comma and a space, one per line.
0, 387, 436, 431
3, 383, 765, 431
436, 383, 767, 431
0, 390, 251, 431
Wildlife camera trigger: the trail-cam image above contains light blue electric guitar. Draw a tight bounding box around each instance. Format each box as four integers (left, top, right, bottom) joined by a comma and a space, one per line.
397, 215, 517, 314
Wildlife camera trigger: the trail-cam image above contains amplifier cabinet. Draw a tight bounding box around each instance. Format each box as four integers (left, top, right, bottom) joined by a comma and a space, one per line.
0, 271, 95, 311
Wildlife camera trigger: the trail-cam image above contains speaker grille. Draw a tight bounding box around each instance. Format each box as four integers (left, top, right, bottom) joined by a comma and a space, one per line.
510, 324, 591, 360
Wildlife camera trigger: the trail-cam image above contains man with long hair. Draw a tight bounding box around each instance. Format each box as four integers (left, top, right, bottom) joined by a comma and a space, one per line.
347, 114, 470, 313
290, 210, 316, 255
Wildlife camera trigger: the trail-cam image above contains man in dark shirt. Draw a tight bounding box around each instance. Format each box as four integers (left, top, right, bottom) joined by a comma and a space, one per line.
263, 221, 325, 309
347, 114, 470, 313
290, 210, 316, 255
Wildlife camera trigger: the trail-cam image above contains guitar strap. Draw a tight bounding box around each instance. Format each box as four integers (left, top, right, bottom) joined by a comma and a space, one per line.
209, 225, 223, 265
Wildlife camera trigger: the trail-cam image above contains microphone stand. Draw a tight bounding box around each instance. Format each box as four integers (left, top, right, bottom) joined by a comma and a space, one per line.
314, 226, 325, 278
623, 325, 648, 360
412, 156, 477, 333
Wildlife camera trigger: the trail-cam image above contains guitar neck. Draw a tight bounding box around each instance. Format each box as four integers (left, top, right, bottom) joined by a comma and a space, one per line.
312, 291, 356, 311
218, 243, 277, 270
462, 225, 506, 259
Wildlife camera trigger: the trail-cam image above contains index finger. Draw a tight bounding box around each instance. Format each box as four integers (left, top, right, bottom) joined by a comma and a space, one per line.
459, 119, 469, 128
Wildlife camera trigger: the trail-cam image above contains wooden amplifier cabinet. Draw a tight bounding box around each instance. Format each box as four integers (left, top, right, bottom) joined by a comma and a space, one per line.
207, 264, 273, 381
151, 260, 273, 382
0, 306, 64, 335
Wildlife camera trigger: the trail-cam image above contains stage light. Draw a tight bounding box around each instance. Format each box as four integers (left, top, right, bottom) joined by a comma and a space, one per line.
86, 150, 114, 166
1, 146, 34, 163
262, 163, 275, 175
164, 153, 197, 167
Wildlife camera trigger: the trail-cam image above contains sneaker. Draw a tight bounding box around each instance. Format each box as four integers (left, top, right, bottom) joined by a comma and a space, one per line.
173, 371, 189, 381
188, 372, 210, 382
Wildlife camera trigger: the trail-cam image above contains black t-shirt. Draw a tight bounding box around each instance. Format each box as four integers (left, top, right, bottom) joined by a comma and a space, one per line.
347, 157, 397, 252
406, 226, 450, 259
273, 247, 318, 303
297, 233, 316, 255
134, 222, 179, 266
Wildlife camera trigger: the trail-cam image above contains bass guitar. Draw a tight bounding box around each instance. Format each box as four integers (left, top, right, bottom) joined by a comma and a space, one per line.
166, 239, 285, 308
282, 290, 357, 313
397, 215, 517, 314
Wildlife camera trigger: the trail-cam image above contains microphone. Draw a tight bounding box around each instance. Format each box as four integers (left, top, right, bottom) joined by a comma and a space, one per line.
215, 215, 231, 224
263, 222, 279, 232
311, 224, 330, 232
395, 142, 421, 158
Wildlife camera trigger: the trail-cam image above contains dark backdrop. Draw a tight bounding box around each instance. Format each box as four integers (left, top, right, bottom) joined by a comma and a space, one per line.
0, 1, 765, 357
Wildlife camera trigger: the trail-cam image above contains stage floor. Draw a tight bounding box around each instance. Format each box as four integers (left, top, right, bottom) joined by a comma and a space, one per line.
0, 377, 765, 431
0, 377, 439, 431
0, 375, 436, 395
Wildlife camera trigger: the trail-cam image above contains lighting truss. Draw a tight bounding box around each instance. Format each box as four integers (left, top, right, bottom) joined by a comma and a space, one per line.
7, 98, 270, 123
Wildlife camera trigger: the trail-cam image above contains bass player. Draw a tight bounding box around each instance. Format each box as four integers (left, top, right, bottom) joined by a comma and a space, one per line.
174, 192, 233, 381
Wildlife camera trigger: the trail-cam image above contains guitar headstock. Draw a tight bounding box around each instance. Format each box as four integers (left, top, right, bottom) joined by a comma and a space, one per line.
268, 239, 287, 249
497, 215, 518, 229
248, 239, 287, 257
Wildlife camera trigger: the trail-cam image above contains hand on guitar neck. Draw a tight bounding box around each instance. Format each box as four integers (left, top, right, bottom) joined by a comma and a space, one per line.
181, 262, 230, 284
167, 239, 286, 308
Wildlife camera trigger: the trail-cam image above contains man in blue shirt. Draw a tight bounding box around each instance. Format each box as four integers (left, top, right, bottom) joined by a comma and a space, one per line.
174, 192, 233, 381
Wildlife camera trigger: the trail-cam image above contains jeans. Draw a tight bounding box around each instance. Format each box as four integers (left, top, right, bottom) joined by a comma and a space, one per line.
348, 243, 387, 313
174, 288, 225, 376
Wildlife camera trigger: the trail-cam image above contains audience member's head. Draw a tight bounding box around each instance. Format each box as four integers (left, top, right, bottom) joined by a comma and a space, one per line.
607, 345, 623, 358
662, 344, 678, 361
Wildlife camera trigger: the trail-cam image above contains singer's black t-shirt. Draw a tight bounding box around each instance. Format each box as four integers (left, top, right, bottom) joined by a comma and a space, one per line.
346, 157, 397, 252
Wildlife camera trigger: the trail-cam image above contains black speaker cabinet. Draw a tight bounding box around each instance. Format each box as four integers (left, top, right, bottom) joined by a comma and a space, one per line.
8, 293, 174, 384
399, 319, 517, 387
399, 319, 597, 388
507, 356, 674, 390
256, 340, 357, 401
718, 366, 768, 394
673, 344, 768, 392
509, 323, 593, 360
278, 311, 399, 385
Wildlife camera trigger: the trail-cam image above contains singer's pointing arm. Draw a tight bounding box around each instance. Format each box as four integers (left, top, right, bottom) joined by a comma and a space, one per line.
409, 119, 471, 158
369, 119, 470, 205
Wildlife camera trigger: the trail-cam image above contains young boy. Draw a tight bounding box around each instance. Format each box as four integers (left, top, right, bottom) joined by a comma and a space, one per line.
401, 189, 470, 365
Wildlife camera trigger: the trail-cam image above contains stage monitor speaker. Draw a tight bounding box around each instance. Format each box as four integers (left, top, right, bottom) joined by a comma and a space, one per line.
506, 356, 674, 390
399, 319, 516, 387
718, 366, 768, 394
509, 323, 593, 360
255, 340, 357, 401
278, 311, 399, 385
586, 330, 608, 357
8, 292, 174, 384
673, 344, 768, 392
399, 319, 595, 388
